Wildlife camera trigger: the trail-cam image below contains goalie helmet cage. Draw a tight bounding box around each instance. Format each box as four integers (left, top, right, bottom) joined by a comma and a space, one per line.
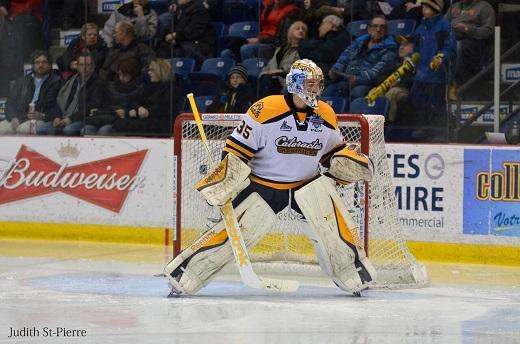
173, 113, 428, 288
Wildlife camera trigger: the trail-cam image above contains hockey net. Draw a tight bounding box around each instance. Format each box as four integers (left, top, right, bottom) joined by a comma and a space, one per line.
173, 113, 428, 288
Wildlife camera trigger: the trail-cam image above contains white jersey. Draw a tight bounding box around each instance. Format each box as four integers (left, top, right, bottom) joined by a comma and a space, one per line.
224, 94, 344, 190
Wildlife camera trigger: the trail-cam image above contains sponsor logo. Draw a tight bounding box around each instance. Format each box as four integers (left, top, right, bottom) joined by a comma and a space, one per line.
476, 162, 520, 201
309, 114, 323, 132
424, 153, 445, 180
505, 67, 520, 81
280, 120, 292, 131
63, 33, 80, 46
102, 0, 122, 12
0, 145, 147, 213
275, 136, 323, 156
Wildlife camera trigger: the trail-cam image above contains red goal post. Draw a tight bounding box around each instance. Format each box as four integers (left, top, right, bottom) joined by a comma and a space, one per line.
173, 113, 428, 288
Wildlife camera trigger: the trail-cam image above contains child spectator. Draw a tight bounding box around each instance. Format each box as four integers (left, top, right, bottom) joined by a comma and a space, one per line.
408, 0, 456, 131
206, 65, 256, 113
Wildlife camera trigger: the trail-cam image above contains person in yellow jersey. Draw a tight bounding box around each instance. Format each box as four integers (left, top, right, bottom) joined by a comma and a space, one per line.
164, 59, 376, 296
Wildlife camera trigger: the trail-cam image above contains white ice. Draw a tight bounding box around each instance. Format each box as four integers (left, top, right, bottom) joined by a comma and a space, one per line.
1, 240, 519, 344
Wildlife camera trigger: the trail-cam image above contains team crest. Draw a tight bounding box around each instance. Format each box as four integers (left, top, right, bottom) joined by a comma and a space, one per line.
250, 102, 264, 118
280, 120, 292, 131
309, 114, 324, 132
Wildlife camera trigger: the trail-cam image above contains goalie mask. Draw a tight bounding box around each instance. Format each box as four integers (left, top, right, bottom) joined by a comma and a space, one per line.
286, 59, 324, 108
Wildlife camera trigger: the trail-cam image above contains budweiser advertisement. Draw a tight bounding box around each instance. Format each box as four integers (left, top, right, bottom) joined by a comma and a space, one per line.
0, 137, 174, 228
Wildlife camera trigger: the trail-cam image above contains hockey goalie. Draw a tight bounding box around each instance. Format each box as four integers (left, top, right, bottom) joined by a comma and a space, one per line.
164, 59, 376, 295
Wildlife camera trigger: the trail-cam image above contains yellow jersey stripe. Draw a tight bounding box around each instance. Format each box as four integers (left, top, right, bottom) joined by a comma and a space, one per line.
225, 139, 255, 158
250, 175, 307, 190
223, 147, 249, 161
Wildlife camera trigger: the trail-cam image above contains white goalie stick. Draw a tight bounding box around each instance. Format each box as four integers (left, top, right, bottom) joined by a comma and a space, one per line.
187, 93, 299, 293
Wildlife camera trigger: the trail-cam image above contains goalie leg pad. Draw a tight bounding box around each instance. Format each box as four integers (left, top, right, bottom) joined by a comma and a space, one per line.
295, 176, 376, 293
164, 192, 276, 295
196, 153, 251, 206
326, 144, 374, 184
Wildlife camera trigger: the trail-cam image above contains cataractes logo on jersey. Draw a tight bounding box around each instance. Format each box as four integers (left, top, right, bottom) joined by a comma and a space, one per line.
0, 145, 147, 213
275, 136, 323, 156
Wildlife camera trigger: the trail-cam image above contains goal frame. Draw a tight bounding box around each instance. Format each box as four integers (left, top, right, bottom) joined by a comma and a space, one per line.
173, 113, 371, 258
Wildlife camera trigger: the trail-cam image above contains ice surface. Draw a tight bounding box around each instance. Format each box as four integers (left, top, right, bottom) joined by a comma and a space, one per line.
1, 240, 519, 344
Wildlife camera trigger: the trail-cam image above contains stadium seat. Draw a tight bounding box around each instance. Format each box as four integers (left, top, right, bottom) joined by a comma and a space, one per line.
387, 19, 416, 37
346, 20, 370, 37
168, 58, 196, 80
226, 21, 259, 39
223, 0, 256, 24
349, 97, 390, 117
240, 43, 274, 60
184, 96, 216, 112
212, 21, 227, 37
321, 96, 348, 114
188, 58, 236, 96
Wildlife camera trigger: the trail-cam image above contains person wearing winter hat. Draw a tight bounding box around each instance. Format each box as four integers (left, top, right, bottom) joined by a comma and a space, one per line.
206, 64, 257, 113
406, 0, 456, 140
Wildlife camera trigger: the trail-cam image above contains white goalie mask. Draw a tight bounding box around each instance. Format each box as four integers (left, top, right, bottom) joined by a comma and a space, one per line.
286, 59, 324, 108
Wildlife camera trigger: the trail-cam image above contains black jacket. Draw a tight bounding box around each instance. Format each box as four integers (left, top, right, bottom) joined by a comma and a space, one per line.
6, 70, 62, 121
56, 37, 108, 77
60, 74, 109, 123
207, 83, 256, 114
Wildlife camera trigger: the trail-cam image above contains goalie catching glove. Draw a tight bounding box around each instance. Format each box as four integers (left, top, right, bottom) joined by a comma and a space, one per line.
196, 153, 251, 206
325, 144, 374, 184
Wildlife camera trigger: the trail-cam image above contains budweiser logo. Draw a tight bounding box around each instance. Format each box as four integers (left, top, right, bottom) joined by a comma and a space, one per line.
0, 145, 147, 213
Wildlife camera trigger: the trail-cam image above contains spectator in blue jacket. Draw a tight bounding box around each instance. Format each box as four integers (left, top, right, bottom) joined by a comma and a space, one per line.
323, 15, 397, 102
408, 0, 456, 131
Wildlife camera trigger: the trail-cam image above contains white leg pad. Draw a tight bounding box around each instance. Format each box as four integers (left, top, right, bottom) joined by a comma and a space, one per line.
164, 192, 276, 295
295, 176, 377, 293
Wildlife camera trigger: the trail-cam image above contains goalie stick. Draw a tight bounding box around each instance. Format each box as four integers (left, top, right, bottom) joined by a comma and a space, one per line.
186, 93, 299, 293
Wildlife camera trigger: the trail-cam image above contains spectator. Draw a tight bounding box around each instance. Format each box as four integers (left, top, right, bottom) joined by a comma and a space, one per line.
0, 50, 61, 135
375, 36, 415, 123
0, 6, 22, 97
324, 15, 397, 101
259, 20, 308, 96
112, 58, 180, 136
298, 14, 350, 80
99, 21, 156, 82
248, 0, 299, 45
388, 0, 423, 24
408, 0, 456, 130
101, 0, 158, 48
38, 54, 107, 136
0, 0, 46, 60
321, 0, 383, 22
157, 0, 214, 65
298, 0, 330, 38
87, 58, 145, 135
206, 65, 257, 113
445, 0, 495, 98
56, 22, 108, 80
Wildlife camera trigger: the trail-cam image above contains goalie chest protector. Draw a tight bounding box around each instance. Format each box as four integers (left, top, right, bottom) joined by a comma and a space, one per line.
223, 94, 344, 189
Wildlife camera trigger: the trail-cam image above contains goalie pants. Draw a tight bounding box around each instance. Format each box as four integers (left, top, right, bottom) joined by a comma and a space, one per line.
232, 179, 308, 216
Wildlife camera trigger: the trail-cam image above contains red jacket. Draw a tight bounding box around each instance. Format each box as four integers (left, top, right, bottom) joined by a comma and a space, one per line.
259, 0, 298, 39
9, 0, 43, 21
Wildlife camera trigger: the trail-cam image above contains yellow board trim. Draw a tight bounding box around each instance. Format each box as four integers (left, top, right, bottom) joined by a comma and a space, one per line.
0, 222, 169, 245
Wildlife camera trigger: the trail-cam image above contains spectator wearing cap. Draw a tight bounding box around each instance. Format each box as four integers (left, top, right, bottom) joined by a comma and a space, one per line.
408, 0, 456, 134
206, 65, 256, 113
445, 0, 495, 98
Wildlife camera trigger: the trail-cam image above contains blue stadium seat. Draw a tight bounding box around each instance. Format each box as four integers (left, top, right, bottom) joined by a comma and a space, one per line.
321, 96, 348, 114
223, 0, 256, 24
242, 58, 268, 78
349, 97, 390, 117
184, 96, 217, 112
168, 58, 196, 80
346, 20, 370, 37
188, 58, 236, 96
387, 19, 416, 37
226, 21, 259, 39
212, 21, 227, 37
240, 43, 274, 60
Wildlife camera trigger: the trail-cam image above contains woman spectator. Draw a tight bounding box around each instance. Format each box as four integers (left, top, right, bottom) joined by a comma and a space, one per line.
258, 20, 308, 96
112, 58, 180, 136
298, 0, 331, 38
56, 22, 107, 80
85, 57, 145, 135
248, 0, 299, 45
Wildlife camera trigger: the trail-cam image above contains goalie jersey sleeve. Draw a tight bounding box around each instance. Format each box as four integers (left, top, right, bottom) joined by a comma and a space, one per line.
224, 95, 344, 189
